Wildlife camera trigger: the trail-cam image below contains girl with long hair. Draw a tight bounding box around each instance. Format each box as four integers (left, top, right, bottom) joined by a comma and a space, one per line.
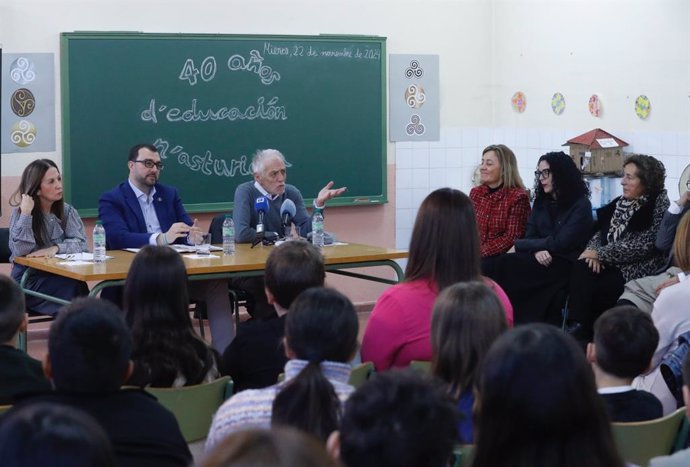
124, 245, 219, 387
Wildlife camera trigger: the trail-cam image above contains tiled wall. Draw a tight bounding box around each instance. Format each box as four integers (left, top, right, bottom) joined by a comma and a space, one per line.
395, 127, 690, 250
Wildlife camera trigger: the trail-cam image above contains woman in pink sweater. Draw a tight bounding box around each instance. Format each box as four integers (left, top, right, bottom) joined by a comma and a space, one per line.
361, 188, 513, 371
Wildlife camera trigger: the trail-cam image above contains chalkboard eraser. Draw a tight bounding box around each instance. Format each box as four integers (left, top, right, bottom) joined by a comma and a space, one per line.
354, 198, 380, 203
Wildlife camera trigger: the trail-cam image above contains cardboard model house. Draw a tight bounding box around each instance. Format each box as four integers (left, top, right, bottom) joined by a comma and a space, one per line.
564, 128, 628, 174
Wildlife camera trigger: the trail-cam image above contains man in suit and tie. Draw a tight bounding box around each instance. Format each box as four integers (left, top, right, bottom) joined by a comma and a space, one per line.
99, 143, 234, 352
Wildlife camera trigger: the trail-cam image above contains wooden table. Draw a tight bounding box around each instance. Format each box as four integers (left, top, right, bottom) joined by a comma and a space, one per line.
14, 242, 408, 304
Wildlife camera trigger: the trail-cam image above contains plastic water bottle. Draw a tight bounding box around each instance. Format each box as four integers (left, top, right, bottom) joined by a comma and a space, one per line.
222, 214, 235, 256
312, 211, 324, 249
93, 221, 106, 263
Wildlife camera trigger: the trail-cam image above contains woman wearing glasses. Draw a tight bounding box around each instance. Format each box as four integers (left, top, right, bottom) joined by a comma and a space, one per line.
566, 154, 668, 341
483, 152, 593, 324
8, 159, 89, 316
470, 144, 531, 257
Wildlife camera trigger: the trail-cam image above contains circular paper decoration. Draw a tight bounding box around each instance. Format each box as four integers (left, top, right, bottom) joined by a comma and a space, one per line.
10, 120, 37, 148
635, 95, 651, 119
551, 92, 566, 115
588, 94, 601, 117
511, 92, 526, 113
10, 88, 36, 117
679, 164, 690, 195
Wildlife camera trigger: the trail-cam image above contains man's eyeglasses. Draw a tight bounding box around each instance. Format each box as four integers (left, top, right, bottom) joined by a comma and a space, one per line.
534, 169, 551, 179
134, 159, 164, 170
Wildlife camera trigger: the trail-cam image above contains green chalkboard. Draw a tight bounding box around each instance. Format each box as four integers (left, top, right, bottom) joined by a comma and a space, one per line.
61, 33, 387, 216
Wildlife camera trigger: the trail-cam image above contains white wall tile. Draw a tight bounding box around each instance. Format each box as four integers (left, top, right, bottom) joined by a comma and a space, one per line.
477, 127, 492, 149
429, 168, 448, 189
395, 208, 415, 231
527, 129, 540, 149
462, 128, 478, 148
446, 167, 465, 189
396, 168, 413, 189
412, 169, 429, 189
678, 133, 690, 157
492, 127, 505, 144
396, 141, 413, 149
395, 229, 412, 250
412, 188, 429, 206
647, 132, 663, 156
429, 148, 446, 168
462, 147, 479, 168
503, 126, 516, 148
412, 148, 430, 169
446, 148, 463, 167
661, 132, 678, 156
395, 187, 413, 209
412, 141, 430, 149
445, 128, 463, 148
396, 148, 413, 169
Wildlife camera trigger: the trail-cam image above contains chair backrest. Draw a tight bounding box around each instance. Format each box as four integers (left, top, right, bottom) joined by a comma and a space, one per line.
0, 228, 11, 263
348, 362, 374, 388
452, 444, 474, 467
146, 376, 233, 442
208, 213, 231, 244
409, 360, 432, 373
612, 407, 686, 467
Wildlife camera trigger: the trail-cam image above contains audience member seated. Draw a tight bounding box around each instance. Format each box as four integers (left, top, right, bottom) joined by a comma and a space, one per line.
587, 306, 662, 422
0, 276, 51, 404
328, 370, 457, 467
634, 211, 690, 414
207, 287, 358, 449
620, 196, 690, 312
123, 245, 219, 387
0, 402, 115, 467
483, 151, 593, 324
8, 159, 88, 316
11, 297, 191, 467
221, 240, 325, 392
431, 281, 507, 443
649, 352, 690, 467
566, 154, 668, 341
361, 188, 513, 371
472, 324, 625, 467
199, 427, 339, 467
470, 144, 531, 257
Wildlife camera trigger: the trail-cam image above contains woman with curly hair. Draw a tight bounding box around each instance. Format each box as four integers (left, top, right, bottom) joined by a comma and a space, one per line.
124, 245, 219, 387
566, 154, 669, 341
483, 152, 593, 324
470, 144, 531, 257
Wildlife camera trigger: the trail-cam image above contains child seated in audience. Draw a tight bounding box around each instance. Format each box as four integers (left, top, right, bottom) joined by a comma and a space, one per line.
199, 427, 339, 467
0, 402, 115, 467
430, 281, 507, 443
207, 287, 358, 449
221, 240, 325, 391
649, 351, 690, 466
0, 275, 51, 404
472, 324, 625, 467
327, 370, 457, 467
123, 245, 219, 387
587, 306, 663, 422
8, 297, 191, 467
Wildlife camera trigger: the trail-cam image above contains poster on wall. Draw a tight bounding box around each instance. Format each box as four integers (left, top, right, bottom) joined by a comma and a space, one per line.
1, 53, 55, 153
389, 54, 439, 141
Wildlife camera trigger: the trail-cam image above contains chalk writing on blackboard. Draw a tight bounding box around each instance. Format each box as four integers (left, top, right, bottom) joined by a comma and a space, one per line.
140, 97, 287, 124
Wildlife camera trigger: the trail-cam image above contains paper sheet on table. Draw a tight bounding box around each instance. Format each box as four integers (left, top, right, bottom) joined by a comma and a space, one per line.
57, 260, 92, 266
55, 252, 113, 261
185, 254, 221, 259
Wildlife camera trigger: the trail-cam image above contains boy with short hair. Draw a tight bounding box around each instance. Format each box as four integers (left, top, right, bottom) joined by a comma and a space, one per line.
0, 275, 51, 404
587, 305, 662, 422
220, 240, 325, 391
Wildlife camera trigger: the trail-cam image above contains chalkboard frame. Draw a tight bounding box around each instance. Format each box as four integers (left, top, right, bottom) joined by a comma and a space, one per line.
60, 32, 387, 217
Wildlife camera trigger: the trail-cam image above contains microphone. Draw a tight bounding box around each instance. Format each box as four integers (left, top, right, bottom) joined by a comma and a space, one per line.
279, 199, 296, 238
252, 197, 270, 247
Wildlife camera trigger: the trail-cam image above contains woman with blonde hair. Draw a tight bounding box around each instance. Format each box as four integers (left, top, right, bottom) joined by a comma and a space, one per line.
470, 144, 531, 257
635, 210, 690, 413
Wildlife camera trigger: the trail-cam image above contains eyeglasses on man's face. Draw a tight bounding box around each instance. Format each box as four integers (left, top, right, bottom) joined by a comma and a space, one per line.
534, 169, 551, 179
134, 159, 164, 170
685, 179, 690, 190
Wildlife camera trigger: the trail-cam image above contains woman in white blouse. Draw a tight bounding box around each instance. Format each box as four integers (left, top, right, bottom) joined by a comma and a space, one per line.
9, 159, 89, 315
635, 210, 690, 414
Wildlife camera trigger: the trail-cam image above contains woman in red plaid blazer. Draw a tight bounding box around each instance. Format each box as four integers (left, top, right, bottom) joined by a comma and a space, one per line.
470, 144, 531, 257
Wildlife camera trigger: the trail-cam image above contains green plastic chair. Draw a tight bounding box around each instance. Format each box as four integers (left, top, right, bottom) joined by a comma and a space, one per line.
348, 362, 374, 388
612, 407, 686, 467
409, 360, 432, 373
146, 376, 233, 443
452, 444, 474, 467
